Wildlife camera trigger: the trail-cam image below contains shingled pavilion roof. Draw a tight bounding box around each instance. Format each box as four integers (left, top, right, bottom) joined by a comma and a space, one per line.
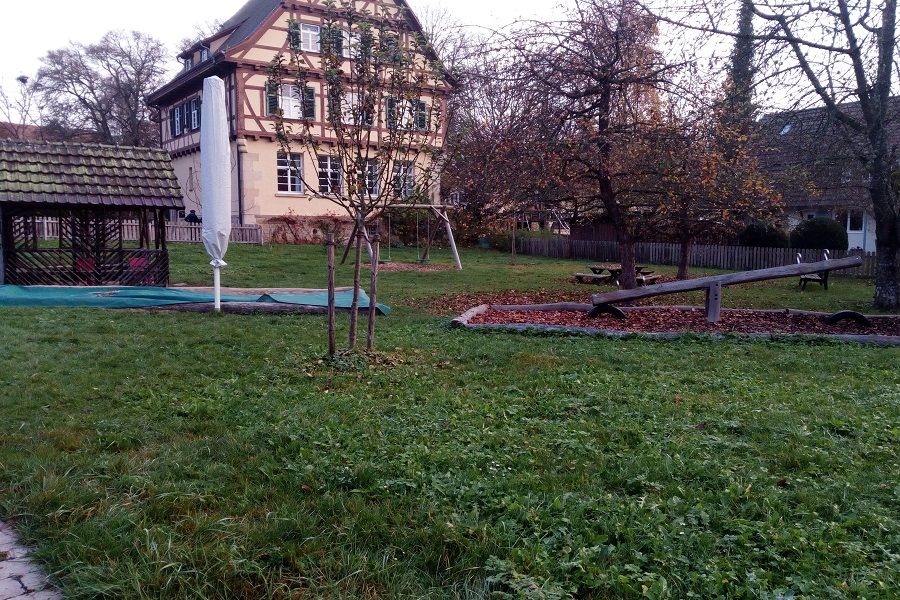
0, 140, 184, 209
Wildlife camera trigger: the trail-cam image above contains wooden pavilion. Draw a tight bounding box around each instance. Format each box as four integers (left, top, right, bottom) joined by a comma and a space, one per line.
0, 140, 184, 286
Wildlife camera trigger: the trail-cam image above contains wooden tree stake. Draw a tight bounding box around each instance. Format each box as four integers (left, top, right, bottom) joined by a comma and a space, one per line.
325, 232, 336, 356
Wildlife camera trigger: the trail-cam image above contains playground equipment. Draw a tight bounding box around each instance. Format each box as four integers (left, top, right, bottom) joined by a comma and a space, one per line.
589, 255, 863, 322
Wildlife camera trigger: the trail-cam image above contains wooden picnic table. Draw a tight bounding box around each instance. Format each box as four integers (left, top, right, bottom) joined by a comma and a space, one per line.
586, 264, 657, 286
589, 264, 650, 276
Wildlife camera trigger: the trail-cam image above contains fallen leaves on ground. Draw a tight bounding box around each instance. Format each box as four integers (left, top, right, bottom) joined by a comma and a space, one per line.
469, 307, 900, 336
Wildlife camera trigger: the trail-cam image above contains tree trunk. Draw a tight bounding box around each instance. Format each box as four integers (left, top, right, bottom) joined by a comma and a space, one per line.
870, 159, 900, 309
872, 195, 899, 308
347, 223, 364, 349
677, 239, 693, 280
619, 238, 638, 289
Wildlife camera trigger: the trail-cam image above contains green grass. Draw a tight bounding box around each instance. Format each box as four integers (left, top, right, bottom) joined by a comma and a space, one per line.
0, 244, 898, 599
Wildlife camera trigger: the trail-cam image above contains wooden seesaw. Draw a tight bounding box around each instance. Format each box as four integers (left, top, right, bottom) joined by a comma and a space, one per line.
589, 255, 864, 323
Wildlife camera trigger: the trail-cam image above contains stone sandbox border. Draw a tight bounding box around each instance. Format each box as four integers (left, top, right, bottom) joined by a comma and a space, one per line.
451, 303, 900, 347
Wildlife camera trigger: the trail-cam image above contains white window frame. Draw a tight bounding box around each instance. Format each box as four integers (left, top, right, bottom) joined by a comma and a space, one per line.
200, 47, 210, 62
277, 153, 305, 194
847, 209, 864, 233
280, 84, 314, 120
318, 155, 342, 194
393, 161, 415, 198
300, 24, 321, 52
360, 160, 379, 197
190, 98, 200, 130
184, 57, 194, 71
173, 106, 183, 136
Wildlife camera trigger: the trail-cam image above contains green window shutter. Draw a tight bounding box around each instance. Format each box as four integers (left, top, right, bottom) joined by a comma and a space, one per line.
266, 85, 279, 116
288, 23, 301, 49
303, 87, 316, 119
321, 27, 343, 56
416, 101, 427, 130
386, 97, 397, 129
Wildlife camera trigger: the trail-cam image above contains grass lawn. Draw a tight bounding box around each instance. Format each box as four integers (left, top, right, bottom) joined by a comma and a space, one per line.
0, 244, 898, 599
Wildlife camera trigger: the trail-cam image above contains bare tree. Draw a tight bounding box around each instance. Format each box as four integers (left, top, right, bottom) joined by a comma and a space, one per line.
35, 31, 168, 147
268, 0, 451, 352
0, 76, 42, 140
645, 0, 900, 307
178, 20, 226, 54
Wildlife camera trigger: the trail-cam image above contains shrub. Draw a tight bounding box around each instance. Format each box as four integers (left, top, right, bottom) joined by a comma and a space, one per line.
790, 217, 849, 250
738, 221, 790, 248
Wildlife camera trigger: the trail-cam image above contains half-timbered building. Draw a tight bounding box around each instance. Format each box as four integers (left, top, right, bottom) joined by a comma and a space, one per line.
147, 0, 449, 239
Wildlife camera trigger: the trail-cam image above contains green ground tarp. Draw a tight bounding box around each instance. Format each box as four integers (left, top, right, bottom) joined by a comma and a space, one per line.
0, 286, 390, 314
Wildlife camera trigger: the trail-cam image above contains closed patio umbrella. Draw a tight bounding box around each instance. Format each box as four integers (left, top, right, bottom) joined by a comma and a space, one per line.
200, 76, 232, 311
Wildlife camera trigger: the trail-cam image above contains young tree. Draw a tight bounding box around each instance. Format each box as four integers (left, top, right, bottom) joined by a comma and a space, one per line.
35, 31, 167, 147
646, 0, 900, 307
267, 0, 451, 351
513, 0, 677, 288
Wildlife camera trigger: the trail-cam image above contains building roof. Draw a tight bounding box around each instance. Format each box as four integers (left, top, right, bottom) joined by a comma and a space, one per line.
0, 140, 185, 209
149, 0, 447, 105
757, 97, 900, 210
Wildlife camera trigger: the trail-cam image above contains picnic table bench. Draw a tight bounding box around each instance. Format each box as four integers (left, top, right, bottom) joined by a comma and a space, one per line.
589, 255, 863, 323
798, 251, 831, 290
576, 264, 658, 286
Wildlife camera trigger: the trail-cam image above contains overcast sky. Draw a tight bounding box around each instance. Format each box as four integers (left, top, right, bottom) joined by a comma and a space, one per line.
0, 0, 563, 89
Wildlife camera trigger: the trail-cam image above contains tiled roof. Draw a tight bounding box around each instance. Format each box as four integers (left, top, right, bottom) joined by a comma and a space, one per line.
757, 97, 900, 209
148, 0, 446, 105
0, 140, 185, 209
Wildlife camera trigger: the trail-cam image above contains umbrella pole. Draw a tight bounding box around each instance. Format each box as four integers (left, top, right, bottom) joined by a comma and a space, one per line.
213, 264, 222, 312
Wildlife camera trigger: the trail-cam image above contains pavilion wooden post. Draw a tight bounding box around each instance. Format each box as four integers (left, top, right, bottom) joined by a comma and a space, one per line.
367, 229, 380, 352
325, 232, 337, 356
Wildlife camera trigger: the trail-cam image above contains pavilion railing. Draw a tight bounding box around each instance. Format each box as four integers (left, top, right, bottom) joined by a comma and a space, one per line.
4, 248, 170, 287
33, 219, 263, 245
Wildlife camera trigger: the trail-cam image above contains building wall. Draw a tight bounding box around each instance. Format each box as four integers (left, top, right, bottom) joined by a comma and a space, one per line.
787, 208, 877, 252
155, 0, 448, 235
170, 143, 242, 223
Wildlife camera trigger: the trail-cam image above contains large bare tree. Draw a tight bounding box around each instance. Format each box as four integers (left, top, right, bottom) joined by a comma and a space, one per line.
512, 0, 677, 288
645, 0, 900, 307
35, 31, 167, 147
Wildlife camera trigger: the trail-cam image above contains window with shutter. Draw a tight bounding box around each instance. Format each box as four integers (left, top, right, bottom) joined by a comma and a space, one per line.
414, 100, 428, 130
362, 160, 379, 196
302, 87, 316, 119
386, 97, 397, 129
301, 24, 320, 52
190, 98, 201, 130
266, 83, 280, 116
392, 161, 414, 198
181, 102, 190, 132
321, 27, 344, 56
288, 22, 301, 49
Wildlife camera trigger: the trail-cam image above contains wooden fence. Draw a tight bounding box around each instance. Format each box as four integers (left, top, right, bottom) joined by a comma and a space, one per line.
35, 218, 263, 245
517, 237, 878, 278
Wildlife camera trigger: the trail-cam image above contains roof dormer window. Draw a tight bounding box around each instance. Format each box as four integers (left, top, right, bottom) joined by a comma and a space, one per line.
200, 47, 210, 62
184, 57, 194, 71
